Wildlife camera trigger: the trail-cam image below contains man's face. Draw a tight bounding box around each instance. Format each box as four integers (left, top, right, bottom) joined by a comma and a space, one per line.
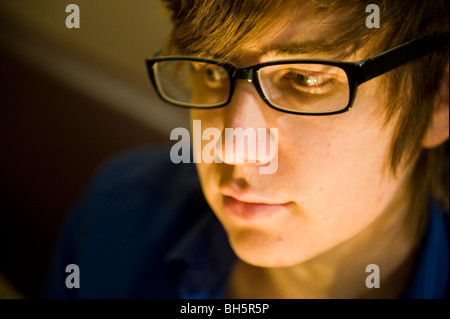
191, 8, 412, 268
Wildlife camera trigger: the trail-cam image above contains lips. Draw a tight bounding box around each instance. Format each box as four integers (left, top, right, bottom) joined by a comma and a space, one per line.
220, 186, 289, 221
222, 190, 284, 205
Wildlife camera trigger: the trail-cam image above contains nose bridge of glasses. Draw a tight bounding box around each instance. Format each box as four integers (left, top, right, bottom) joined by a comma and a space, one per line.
232, 67, 254, 83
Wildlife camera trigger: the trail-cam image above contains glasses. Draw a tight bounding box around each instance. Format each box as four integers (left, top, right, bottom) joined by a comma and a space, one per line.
145, 32, 449, 116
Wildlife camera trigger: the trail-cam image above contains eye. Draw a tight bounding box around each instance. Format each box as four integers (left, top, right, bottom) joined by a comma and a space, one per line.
190, 62, 229, 90
287, 72, 328, 87
204, 66, 228, 81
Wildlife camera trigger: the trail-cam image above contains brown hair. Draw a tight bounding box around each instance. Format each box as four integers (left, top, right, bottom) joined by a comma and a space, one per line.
161, 0, 449, 233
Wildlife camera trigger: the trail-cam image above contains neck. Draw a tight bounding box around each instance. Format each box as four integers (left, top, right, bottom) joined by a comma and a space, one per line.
228, 178, 426, 299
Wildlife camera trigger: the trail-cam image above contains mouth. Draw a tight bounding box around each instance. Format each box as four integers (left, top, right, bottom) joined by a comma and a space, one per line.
221, 188, 289, 221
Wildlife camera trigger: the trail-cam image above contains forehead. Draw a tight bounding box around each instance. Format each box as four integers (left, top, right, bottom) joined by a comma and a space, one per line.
246, 9, 346, 60
216, 4, 371, 63
246, 5, 320, 40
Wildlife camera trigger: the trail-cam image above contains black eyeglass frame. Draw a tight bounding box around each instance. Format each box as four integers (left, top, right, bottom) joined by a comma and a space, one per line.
145, 32, 449, 116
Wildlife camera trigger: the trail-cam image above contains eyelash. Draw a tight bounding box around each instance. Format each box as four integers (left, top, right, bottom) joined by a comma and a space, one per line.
283, 71, 334, 94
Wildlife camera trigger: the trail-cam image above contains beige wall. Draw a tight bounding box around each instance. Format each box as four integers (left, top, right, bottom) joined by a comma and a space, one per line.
0, 0, 189, 134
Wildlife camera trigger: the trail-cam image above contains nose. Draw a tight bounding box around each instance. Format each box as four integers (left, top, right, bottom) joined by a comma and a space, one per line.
214, 81, 278, 168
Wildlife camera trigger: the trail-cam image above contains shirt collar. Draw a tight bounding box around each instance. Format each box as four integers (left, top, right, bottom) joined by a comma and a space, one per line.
401, 199, 449, 298
164, 206, 237, 299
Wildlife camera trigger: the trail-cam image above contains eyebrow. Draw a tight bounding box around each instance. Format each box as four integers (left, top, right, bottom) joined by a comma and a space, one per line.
260, 38, 351, 59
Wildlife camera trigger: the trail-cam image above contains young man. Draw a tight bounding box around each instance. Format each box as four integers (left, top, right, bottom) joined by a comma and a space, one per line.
44, 0, 448, 298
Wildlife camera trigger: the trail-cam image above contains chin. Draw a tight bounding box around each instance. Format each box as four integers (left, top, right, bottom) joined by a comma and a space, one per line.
226, 227, 311, 268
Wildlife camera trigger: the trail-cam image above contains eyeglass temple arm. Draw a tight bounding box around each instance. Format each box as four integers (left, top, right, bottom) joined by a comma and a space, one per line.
356, 32, 449, 84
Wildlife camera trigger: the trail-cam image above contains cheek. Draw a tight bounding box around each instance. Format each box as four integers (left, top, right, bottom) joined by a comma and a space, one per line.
190, 109, 223, 127
277, 104, 395, 210
190, 99, 404, 266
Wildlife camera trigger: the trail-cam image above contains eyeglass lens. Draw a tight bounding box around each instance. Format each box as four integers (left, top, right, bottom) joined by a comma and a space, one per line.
153, 60, 350, 113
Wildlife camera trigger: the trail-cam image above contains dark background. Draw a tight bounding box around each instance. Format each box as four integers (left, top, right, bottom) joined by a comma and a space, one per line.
0, 1, 188, 298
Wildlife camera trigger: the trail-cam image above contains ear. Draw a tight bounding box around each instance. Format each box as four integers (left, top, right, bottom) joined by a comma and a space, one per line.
422, 63, 449, 149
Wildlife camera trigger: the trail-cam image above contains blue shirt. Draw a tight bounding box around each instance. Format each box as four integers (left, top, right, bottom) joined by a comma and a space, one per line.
42, 148, 449, 299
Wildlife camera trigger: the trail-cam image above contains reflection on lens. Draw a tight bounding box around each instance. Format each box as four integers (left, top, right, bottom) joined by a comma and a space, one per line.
258, 63, 350, 113
154, 60, 230, 107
